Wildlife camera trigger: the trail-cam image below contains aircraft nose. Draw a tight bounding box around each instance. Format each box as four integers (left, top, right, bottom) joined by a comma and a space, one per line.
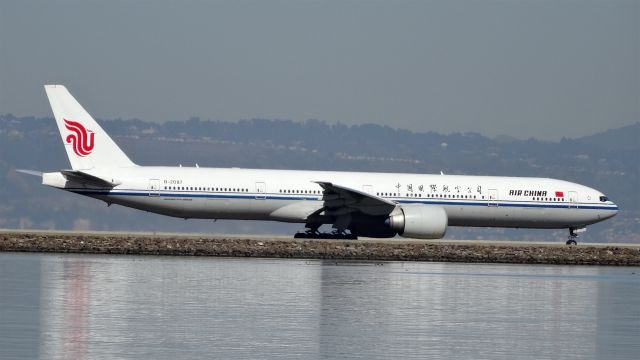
603, 202, 619, 220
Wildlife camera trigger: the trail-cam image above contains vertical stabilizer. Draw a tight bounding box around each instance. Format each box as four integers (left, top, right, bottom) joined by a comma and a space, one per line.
44, 85, 135, 170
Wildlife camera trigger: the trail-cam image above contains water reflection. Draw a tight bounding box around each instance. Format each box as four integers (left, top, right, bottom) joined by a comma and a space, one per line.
39, 256, 323, 359
0, 254, 41, 359
317, 263, 609, 359
0, 254, 638, 359
62, 261, 90, 360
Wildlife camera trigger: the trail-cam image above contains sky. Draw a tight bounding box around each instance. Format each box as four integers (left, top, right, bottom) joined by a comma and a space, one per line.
0, 0, 638, 140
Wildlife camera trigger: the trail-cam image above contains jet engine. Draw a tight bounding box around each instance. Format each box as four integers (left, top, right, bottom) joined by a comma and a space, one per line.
387, 204, 448, 239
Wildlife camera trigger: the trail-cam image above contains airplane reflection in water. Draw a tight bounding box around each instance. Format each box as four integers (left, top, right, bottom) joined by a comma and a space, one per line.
0, 255, 630, 359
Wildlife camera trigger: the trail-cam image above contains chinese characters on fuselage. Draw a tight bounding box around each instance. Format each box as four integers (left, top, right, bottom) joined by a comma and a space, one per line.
394, 183, 483, 194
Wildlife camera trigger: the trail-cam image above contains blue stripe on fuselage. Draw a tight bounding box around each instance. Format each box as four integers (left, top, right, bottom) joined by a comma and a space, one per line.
67, 189, 619, 212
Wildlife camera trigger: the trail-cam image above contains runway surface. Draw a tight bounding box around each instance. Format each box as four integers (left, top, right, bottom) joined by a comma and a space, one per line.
1, 229, 639, 265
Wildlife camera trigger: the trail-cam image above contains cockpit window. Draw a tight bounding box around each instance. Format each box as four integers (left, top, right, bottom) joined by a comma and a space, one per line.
599, 196, 609, 202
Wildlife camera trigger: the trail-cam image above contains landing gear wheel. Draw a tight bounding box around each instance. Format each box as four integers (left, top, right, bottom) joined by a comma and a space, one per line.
331, 231, 357, 240
293, 229, 357, 240
566, 228, 580, 246
295, 224, 322, 239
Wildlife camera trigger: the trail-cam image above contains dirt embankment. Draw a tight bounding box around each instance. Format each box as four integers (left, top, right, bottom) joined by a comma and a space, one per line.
1, 231, 639, 266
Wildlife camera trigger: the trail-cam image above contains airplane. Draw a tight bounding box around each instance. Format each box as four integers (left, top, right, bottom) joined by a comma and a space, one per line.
19, 85, 619, 245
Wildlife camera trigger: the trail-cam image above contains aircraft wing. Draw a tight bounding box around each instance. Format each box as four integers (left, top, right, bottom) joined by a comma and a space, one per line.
60, 170, 121, 187
314, 181, 397, 216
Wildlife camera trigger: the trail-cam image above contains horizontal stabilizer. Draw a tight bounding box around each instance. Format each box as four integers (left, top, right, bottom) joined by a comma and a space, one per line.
16, 169, 43, 177
60, 170, 121, 187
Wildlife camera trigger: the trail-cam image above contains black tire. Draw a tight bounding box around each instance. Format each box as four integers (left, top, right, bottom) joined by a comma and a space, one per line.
566, 239, 577, 246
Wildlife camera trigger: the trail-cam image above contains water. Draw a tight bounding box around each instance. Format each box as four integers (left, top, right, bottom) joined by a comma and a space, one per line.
0, 253, 638, 360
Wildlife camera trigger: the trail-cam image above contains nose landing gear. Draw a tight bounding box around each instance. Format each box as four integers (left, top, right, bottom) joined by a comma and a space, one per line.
566, 227, 586, 246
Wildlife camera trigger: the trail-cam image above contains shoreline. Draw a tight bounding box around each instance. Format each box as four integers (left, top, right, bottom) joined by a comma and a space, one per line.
1, 230, 639, 266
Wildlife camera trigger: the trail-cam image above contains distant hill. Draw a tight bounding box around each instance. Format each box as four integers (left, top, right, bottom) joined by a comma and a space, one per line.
1, 114, 638, 242
572, 122, 640, 152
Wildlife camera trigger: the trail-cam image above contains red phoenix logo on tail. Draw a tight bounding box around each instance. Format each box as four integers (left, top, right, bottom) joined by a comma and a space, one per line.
64, 119, 95, 156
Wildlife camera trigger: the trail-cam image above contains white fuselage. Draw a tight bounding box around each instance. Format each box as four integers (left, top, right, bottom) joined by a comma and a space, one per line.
37, 85, 619, 240
44, 166, 618, 234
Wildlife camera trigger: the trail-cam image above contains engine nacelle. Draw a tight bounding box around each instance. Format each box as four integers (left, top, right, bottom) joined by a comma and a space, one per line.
387, 204, 448, 239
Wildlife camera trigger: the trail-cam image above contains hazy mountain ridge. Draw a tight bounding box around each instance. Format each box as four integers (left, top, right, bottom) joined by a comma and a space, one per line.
1, 114, 638, 242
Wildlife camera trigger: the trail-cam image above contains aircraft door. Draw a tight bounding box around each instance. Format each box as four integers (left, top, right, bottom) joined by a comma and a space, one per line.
362, 185, 373, 195
568, 191, 578, 208
488, 189, 498, 206
149, 179, 160, 197
255, 182, 266, 200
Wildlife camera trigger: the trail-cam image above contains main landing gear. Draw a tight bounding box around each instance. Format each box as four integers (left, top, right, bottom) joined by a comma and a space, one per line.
294, 225, 357, 240
294, 220, 358, 240
566, 227, 586, 246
